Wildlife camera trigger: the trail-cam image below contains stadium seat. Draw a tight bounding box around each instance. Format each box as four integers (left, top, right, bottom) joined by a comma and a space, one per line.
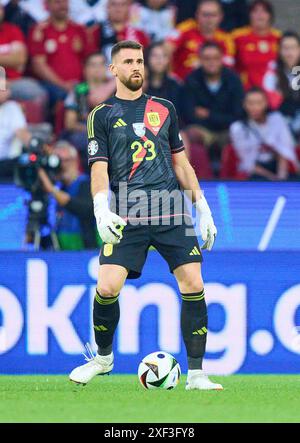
18, 98, 45, 124
220, 144, 248, 180
54, 100, 65, 136
265, 90, 283, 110
189, 143, 213, 179
289, 145, 300, 174
221, 144, 300, 178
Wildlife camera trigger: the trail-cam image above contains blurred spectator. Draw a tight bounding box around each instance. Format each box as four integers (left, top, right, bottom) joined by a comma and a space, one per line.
87, 0, 110, 24
165, 0, 235, 80
183, 42, 244, 169
67, 0, 108, 25
219, 0, 249, 32
91, 0, 150, 63
0, 2, 26, 78
264, 32, 300, 141
130, 0, 176, 42
144, 41, 182, 112
4, 0, 36, 36
230, 88, 299, 180
38, 141, 98, 250
0, 86, 31, 178
174, 0, 249, 31
63, 52, 115, 166
0, 3, 25, 82
232, 0, 281, 90
12, 0, 108, 25
28, 0, 91, 108
0, 4, 46, 101
13, 0, 51, 22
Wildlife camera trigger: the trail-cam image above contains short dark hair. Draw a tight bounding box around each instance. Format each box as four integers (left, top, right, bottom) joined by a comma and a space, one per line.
280, 31, 300, 46
249, 0, 274, 21
111, 40, 143, 60
147, 40, 164, 54
145, 40, 164, 62
197, 0, 222, 11
200, 41, 224, 55
84, 51, 105, 65
245, 86, 267, 98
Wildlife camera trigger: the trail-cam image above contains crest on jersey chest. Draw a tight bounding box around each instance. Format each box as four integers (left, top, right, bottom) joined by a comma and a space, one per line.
147, 112, 160, 127
132, 122, 146, 137
143, 99, 169, 136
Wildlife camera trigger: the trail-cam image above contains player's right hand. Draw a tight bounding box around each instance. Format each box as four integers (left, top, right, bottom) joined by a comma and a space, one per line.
95, 210, 127, 245
93, 192, 127, 245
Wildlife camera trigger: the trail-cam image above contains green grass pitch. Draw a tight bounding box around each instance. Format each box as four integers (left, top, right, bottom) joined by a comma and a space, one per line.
0, 375, 299, 423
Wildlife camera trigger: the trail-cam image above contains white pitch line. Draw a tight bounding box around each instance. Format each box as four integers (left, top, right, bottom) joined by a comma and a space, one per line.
258, 196, 287, 251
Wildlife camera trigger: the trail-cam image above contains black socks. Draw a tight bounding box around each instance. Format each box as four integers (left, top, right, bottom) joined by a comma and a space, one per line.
94, 287, 207, 367
180, 289, 207, 370
93, 289, 120, 356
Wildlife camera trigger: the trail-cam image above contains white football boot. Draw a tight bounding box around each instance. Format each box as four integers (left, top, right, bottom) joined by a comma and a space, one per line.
69, 343, 114, 385
186, 369, 223, 391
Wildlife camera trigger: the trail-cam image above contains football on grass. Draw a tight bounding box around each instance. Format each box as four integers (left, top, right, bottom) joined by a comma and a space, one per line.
138, 351, 181, 390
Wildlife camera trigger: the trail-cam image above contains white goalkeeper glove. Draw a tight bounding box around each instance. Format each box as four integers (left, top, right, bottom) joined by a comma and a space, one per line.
194, 193, 217, 251
93, 193, 127, 245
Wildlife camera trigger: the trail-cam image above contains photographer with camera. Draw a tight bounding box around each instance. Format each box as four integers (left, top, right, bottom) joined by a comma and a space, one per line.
37, 140, 98, 250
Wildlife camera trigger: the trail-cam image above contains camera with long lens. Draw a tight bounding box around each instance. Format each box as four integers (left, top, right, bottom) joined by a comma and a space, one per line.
14, 137, 61, 249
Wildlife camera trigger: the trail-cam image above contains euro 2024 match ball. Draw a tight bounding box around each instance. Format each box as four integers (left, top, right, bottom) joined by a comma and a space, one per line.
138, 351, 181, 390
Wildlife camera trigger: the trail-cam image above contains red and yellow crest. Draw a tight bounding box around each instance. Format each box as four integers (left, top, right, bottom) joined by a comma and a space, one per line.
147, 112, 160, 127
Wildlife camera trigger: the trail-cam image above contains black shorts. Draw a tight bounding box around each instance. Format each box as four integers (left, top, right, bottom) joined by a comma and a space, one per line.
99, 218, 203, 279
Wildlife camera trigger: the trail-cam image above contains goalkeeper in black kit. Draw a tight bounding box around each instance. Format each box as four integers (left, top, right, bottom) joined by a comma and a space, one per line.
69, 40, 223, 391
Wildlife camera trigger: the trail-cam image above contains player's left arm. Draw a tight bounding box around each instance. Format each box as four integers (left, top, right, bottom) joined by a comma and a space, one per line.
169, 102, 217, 250
172, 149, 201, 203
172, 151, 217, 250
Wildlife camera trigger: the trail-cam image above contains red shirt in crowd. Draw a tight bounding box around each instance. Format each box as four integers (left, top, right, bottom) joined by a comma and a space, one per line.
109, 25, 149, 48
90, 22, 150, 62
0, 22, 26, 80
232, 26, 281, 89
28, 20, 91, 82
166, 18, 235, 80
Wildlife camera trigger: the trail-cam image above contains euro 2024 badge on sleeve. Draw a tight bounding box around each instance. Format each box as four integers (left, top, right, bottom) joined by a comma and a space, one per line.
88, 140, 99, 156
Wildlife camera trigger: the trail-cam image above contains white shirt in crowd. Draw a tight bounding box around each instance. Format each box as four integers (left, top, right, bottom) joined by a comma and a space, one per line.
130, 2, 176, 42
0, 101, 27, 160
230, 112, 298, 174
16, 0, 108, 24
15, 0, 175, 35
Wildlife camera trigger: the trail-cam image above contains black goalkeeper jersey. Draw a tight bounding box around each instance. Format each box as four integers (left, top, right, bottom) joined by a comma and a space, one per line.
87, 93, 186, 220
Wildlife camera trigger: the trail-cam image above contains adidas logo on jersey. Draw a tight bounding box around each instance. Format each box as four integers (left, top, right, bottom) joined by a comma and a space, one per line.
113, 118, 127, 128
189, 246, 201, 256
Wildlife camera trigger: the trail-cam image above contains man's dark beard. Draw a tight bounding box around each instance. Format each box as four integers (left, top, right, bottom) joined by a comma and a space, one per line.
121, 75, 144, 91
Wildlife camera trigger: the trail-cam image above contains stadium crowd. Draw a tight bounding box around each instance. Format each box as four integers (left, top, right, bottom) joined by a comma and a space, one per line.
1, 0, 300, 183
